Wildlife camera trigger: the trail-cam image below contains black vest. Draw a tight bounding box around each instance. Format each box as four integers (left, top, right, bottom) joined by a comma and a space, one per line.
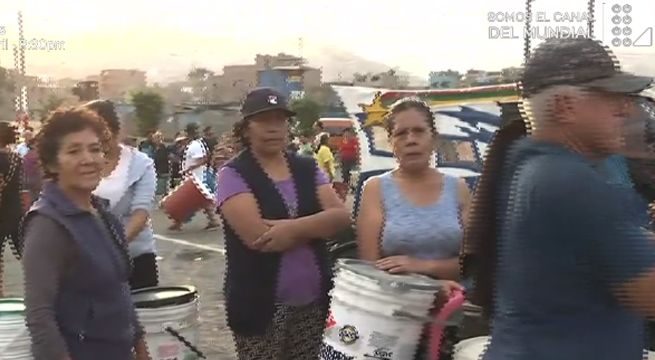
222, 150, 332, 335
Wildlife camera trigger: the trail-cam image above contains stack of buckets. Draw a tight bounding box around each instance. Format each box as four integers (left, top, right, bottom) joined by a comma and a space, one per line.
0, 298, 33, 359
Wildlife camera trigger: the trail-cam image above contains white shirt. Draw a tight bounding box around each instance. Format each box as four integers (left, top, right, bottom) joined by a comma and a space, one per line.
183, 139, 207, 180
16, 143, 30, 157
94, 145, 133, 208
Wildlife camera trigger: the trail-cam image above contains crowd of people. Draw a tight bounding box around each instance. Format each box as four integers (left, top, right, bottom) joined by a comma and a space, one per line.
0, 37, 653, 360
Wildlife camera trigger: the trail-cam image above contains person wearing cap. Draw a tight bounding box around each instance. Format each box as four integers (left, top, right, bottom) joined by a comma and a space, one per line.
216, 87, 350, 359
167, 123, 219, 231
470, 38, 655, 360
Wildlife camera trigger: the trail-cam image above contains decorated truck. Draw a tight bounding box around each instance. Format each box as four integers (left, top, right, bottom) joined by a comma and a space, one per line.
332, 83, 521, 213
326, 83, 522, 261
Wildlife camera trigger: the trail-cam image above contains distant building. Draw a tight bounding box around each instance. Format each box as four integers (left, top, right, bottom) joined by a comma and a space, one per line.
501, 67, 523, 83
99, 69, 147, 101
10, 74, 80, 117
208, 53, 322, 103
429, 71, 461, 89
258, 65, 322, 100
475, 71, 503, 85
352, 71, 407, 89
211, 64, 259, 103
460, 69, 509, 86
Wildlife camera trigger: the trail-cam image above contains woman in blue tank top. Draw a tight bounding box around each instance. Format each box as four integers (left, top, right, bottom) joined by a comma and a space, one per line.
356, 98, 471, 281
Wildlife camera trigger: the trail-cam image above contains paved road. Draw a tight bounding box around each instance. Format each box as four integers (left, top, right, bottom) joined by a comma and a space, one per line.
2, 193, 356, 359
2, 209, 238, 360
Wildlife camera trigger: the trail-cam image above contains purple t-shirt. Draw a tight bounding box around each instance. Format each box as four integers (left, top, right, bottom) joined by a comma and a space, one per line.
216, 166, 330, 306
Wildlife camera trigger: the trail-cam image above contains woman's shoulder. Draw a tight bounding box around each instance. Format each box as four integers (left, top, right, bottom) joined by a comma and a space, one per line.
24, 212, 67, 236
127, 146, 154, 169
362, 172, 390, 191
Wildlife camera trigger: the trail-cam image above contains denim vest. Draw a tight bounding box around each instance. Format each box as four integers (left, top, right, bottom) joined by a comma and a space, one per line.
222, 150, 332, 335
24, 182, 137, 353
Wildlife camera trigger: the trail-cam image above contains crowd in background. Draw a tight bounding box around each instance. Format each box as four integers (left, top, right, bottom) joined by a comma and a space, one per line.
0, 37, 654, 360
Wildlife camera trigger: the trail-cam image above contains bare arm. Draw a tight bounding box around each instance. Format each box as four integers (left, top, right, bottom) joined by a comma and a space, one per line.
220, 192, 271, 249
185, 157, 208, 173
22, 215, 75, 360
125, 159, 156, 242
356, 178, 384, 261
124, 210, 149, 243
457, 178, 472, 227
418, 258, 461, 280
614, 269, 655, 319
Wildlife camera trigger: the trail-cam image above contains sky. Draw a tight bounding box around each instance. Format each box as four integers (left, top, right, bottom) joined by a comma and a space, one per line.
0, 0, 653, 83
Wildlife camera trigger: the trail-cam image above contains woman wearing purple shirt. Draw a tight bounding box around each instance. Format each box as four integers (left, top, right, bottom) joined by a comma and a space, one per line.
217, 88, 350, 359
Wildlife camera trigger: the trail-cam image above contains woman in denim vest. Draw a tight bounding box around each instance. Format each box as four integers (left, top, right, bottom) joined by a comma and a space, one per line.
22, 108, 150, 360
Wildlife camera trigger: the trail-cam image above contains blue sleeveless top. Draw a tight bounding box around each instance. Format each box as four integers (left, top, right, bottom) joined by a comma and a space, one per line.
379, 171, 463, 260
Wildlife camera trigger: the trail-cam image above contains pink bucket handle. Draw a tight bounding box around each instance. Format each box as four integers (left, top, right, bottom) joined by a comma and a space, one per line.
427, 288, 466, 360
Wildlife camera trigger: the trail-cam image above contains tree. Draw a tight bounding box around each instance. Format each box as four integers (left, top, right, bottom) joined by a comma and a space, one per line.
353, 72, 369, 82
187, 67, 215, 82
0, 67, 15, 108
130, 90, 165, 136
187, 67, 216, 103
290, 97, 322, 136
37, 93, 65, 119
305, 85, 348, 118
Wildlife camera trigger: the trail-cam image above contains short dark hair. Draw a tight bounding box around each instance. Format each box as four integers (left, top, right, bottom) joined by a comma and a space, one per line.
0, 121, 18, 146
319, 133, 330, 146
36, 107, 110, 180
186, 123, 199, 138
383, 98, 437, 137
84, 99, 120, 136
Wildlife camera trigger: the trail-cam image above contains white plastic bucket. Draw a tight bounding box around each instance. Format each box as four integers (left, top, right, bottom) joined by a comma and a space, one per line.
453, 336, 655, 360
320, 259, 446, 360
453, 336, 489, 360
0, 298, 33, 359
132, 286, 201, 360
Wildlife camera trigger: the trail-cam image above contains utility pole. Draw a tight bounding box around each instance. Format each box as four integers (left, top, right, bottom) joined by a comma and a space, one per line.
14, 11, 28, 129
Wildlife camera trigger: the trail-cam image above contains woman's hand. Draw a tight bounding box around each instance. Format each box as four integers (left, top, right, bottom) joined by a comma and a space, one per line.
441, 280, 465, 296
253, 219, 301, 252
134, 337, 152, 360
375, 255, 427, 274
